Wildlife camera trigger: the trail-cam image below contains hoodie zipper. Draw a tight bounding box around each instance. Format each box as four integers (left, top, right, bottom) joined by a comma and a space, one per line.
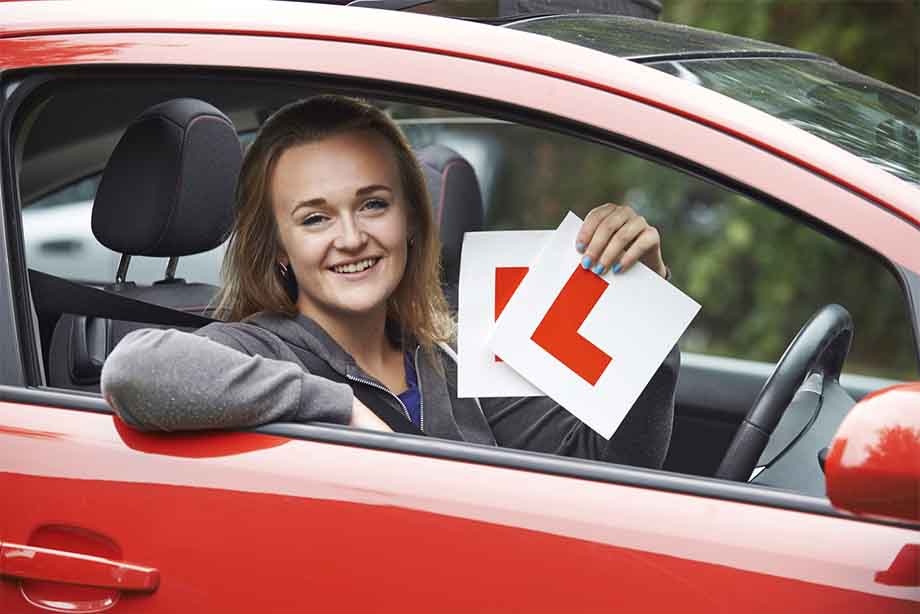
414, 346, 425, 431
345, 372, 414, 425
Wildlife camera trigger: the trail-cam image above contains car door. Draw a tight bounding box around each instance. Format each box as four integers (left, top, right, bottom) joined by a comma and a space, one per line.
1, 5, 918, 612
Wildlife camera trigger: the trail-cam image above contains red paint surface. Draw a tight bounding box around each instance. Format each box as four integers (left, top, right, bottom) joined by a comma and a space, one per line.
531, 267, 612, 385
2, 542, 159, 590
826, 383, 920, 523
875, 545, 920, 587
1, 402, 918, 611
493, 266, 529, 362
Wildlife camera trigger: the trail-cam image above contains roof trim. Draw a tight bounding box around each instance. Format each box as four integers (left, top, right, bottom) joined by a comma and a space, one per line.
633, 50, 831, 64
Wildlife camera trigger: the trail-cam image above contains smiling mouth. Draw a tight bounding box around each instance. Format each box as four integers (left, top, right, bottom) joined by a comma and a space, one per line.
330, 257, 381, 275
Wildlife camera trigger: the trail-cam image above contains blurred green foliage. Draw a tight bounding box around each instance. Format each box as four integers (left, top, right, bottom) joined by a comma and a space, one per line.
664, 0, 920, 94
404, 120, 918, 380
400, 1, 920, 380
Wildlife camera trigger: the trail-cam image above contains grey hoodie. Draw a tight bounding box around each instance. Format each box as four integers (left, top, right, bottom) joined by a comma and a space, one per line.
102, 312, 679, 468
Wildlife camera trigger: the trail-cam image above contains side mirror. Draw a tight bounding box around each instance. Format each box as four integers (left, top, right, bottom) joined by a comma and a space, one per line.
825, 383, 920, 524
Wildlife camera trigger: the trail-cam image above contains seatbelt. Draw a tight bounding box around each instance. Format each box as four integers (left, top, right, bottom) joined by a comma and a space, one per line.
30, 268, 423, 435
29, 269, 214, 327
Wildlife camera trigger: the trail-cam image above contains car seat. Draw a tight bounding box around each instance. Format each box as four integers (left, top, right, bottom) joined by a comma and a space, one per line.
416, 144, 484, 312
48, 98, 241, 391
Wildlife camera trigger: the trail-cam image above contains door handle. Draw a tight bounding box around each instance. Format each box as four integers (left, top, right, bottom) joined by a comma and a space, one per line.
0, 542, 159, 592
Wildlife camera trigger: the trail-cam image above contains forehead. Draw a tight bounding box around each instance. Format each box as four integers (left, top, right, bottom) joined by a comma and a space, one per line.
270, 129, 402, 206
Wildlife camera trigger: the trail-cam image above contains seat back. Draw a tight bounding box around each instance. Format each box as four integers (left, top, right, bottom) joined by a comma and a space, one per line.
417, 144, 484, 311
49, 98, 241, 391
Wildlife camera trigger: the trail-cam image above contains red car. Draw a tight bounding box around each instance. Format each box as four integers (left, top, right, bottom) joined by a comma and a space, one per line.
1, 3, 918, 612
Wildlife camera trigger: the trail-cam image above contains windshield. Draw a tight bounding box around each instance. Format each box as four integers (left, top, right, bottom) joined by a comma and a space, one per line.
510, 16, 920, 187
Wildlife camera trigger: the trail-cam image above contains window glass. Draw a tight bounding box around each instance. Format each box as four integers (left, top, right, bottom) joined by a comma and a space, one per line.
19, 89, 917, 380
21, 131, 260, 285
402, 114, 917, 380
510, 15, 920, 187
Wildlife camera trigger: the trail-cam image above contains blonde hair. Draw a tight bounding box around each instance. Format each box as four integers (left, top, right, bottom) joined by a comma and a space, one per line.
215, 95, 454, 351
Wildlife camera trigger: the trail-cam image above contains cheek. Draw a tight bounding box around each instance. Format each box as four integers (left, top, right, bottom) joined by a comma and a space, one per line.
282, 231, 327, 272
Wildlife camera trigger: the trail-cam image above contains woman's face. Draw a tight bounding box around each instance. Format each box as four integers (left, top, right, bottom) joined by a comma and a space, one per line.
270, 129, 411, 322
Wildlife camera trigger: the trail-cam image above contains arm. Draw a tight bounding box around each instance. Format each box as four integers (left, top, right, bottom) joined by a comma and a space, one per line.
481, 345, 680, 469
101, 327, 353, 431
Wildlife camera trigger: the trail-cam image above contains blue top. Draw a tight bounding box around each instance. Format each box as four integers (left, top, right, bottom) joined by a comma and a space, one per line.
397, 351, 421, 427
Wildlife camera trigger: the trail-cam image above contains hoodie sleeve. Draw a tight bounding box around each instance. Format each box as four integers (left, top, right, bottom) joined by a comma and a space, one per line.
101, 327, 353, 432
479, 344, 680, 469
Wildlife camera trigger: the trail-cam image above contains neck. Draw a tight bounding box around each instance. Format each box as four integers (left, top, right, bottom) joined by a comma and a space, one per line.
298, 301, 396, 372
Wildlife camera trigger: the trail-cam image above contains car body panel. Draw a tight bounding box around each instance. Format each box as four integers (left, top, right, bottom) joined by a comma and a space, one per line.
1, 402, 918, 612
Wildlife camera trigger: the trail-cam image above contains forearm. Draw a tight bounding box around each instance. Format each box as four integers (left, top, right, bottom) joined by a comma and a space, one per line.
483, 345, 680, 469
101, 328, 352, 431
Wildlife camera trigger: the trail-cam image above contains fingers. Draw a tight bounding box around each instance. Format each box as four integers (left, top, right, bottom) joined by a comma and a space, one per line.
577, 204, 634, 270
617, 226, 661, 273
349, 398, 393, 432
578, 204, 660, 274
595, 216, 653, 274
576, 202, 619, 252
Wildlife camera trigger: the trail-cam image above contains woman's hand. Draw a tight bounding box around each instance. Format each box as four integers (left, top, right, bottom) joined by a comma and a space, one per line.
575, 203, 667, 278
349, 397, 393, 432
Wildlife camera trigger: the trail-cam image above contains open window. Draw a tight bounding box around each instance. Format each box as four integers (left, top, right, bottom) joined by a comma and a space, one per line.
6, 67, 918, 495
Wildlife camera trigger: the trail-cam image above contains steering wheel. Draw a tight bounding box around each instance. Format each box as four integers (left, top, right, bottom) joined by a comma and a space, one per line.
715, 304, 854, 482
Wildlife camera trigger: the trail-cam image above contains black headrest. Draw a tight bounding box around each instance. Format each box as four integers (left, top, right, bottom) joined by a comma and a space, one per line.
417, 144, 484, 286
92, 98, 241, 257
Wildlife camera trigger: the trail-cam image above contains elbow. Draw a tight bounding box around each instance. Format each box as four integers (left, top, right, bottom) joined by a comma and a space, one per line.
100, 329, 166, 430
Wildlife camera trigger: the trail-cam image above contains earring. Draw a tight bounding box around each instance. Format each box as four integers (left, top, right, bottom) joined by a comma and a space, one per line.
407, 236, 415, 248
279, 262, 298, 301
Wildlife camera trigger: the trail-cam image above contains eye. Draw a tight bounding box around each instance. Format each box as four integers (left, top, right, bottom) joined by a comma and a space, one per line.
361, 198, 390, 212
300, 213, 328, 227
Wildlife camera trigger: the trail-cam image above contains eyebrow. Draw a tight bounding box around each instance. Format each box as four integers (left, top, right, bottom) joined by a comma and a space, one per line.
290, 184, 393, 217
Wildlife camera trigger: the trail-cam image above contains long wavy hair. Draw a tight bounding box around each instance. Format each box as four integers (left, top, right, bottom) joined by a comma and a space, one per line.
214, 95, 453, 351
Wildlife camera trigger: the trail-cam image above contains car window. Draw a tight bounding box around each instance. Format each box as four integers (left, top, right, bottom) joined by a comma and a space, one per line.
399, 110, 918, 380
21, 132, 260, 285
509, 15, 920, 187
17, 84, 917, 381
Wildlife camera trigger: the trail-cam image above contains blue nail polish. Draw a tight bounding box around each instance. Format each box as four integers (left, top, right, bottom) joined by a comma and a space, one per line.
612, 263, 622, 274
576, 242, 586, 253
593, 263, 604, 275
581, 255, 592, 269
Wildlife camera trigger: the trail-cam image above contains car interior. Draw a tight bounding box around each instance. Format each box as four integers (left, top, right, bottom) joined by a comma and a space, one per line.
7, 69, 919, 499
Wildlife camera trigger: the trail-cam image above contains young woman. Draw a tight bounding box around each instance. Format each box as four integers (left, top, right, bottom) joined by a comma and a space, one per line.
102, 95, 678, 468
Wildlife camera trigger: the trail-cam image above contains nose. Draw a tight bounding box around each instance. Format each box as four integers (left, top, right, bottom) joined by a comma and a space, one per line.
333, 213, 368, 252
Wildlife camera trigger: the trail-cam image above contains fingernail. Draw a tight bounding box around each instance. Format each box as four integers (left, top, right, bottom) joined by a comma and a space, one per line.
612, 263, 622, 274
576, 241, 586, 253
581, 255, 592, 269
592, 263, 604, 275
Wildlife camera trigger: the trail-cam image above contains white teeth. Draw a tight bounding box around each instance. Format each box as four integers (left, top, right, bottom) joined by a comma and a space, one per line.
333, 258, 377, 274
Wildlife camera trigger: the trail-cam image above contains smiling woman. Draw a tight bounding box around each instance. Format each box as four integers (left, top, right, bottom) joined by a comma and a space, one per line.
223, 97, 450, 360
101, 94, 679, 468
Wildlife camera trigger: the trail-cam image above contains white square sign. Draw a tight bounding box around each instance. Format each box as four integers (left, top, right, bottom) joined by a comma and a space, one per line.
490, 212, 701, 438
457, 230, 551, 398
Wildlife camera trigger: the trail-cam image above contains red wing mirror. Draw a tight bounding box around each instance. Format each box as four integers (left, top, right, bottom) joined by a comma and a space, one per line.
825, 383, 920, 524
